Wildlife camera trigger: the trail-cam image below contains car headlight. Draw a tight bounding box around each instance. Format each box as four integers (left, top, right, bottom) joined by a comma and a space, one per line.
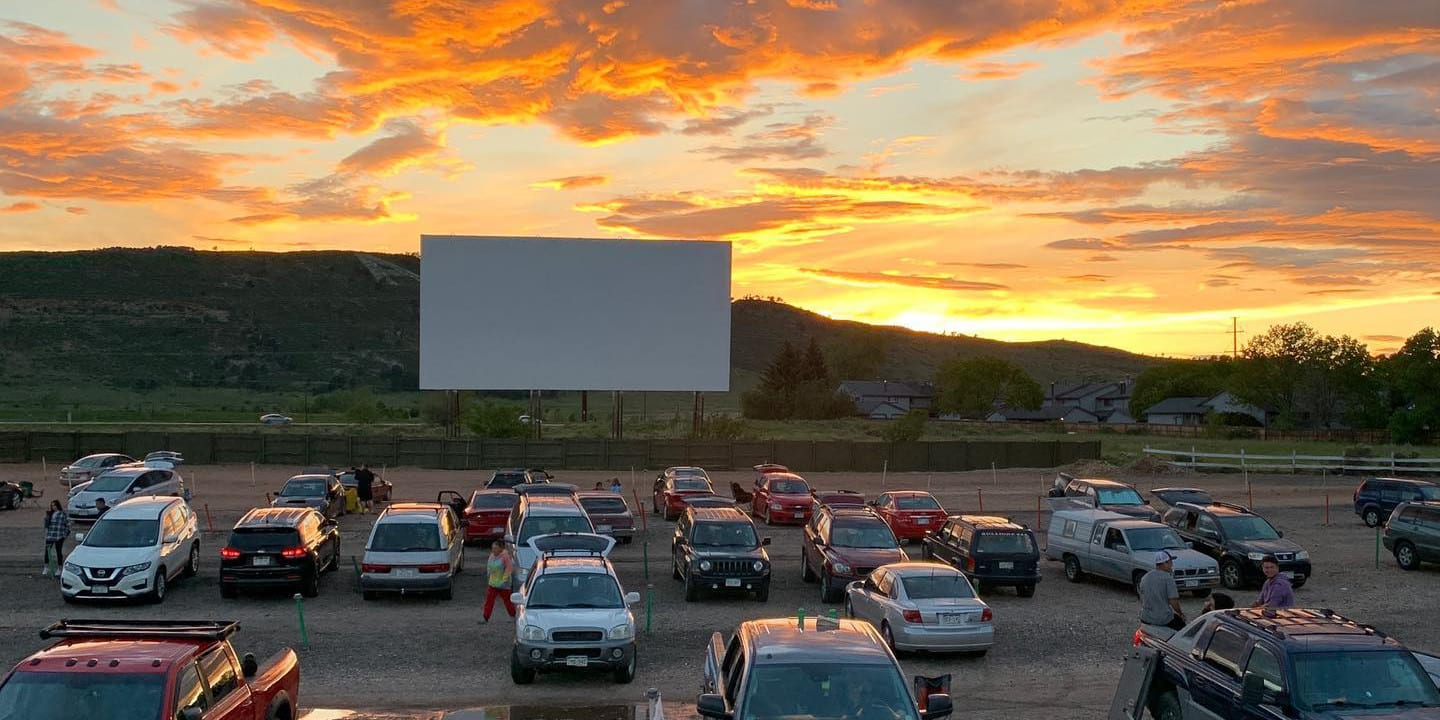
770, 502, 782, 510
1295, 551, 1309, 561
119, 561, 152, 577
521, 625, 546, 641
831, 562, 851, 575
699, 560, 712, 571
608, 623, 634, 640
1246, 552, 1265, 562
63, 562, 81, 576
752, 560, 765, 572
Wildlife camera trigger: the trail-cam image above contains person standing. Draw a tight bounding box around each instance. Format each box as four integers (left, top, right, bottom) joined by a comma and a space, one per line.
1138, 550, 1187, 631
92, 497, 109, 518
355, 464, 375, 514
482, 541, 517, 623
1252, 556, 1296, 609
609, 478, 623, 494
43, 500, 71, 576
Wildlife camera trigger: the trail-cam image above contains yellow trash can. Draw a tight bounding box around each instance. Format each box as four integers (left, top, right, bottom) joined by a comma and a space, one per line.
344, 487, 361, 514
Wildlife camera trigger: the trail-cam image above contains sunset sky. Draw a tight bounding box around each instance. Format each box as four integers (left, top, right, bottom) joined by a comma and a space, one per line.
3, 2, 1438, 357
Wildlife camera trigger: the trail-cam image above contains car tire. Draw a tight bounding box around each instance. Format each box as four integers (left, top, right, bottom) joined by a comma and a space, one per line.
880, 622, 896, 652
613, 648, 637, 684
1149, 689, 1182, 720
663, 506, 675, 522
1016, 584, 1035, 598
455, 552, 464, 575
844, 596, 854, 618
764, 506, 774, 526
62, 593, 78, 605
1364, 507, 1382, 528
684, 573, 699, 603
220, 583, 238, 599
511, 649, 536, 685
919, 544, 930, 560
976, 581, 989, 595
672, 557, 683, 581
1396, 541, 1421, 571
1220, 559, 1244, 590
149, 568, 167, 604
1131, 571, 1146, 594
801, 552, 816, 583
1063, 555, 1084, 582
328, 547, 341, 572
621, 536, 633, 545
652, 498, 660, 515
183, 543, 200, 578
439, 583, 453, 601
301, 570, 320, 598
755, 581, 770, 603
821, 571, 840, 604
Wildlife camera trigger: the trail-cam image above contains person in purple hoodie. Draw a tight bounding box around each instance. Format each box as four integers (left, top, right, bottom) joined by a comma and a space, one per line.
1252, 556, 1296, 609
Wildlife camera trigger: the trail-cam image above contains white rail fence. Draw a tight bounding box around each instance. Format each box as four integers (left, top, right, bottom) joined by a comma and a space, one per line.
1143, 446, 1440, 475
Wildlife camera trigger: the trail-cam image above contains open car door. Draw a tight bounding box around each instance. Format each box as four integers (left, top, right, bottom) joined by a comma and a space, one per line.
526, 532, 617, 558
1151, 487, 1214, 507
1107, 645, 1161, 720
436, 490, 467, 518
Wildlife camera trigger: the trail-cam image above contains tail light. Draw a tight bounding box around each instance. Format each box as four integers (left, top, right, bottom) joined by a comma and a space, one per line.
1132, 628, 1144, 646
280, 547, 307, 560
902, 609, 923, 623
418, 563, 450, 573
220, 547, 241, 560
361, 563, 390, 573
966, 557, 976, 572
981, 608, 993, 622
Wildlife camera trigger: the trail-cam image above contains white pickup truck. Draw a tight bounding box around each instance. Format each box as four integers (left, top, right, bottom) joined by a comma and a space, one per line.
1046, 507, 1219, 596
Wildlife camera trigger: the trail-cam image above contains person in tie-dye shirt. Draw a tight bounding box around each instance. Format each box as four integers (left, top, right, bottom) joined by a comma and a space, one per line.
483, 540, 517, 622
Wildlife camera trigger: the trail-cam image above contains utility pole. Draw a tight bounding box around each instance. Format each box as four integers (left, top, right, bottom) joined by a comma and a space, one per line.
1231, 317, 1241, 358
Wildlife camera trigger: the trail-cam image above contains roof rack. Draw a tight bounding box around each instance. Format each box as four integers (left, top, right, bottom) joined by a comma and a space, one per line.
41, 619, 239, 642
1235, 608, 1382, 640
1209, 501, 1252, 514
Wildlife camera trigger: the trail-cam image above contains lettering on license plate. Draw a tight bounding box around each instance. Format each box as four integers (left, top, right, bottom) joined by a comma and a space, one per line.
1179, 580, 1195, 587
939, 613, 963, 625
565, 656, 589, 668
597, 525, 612, 533
794, 512, 805, 519
916, 517, 930, 524
395, 568, 418, 578
253, 556, 273, 566
725, 578, 742, 587
491, 527, 504, 534
92, 585, 110, 595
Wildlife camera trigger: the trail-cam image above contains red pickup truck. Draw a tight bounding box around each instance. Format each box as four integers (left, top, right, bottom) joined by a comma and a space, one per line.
0, 619, 300, 720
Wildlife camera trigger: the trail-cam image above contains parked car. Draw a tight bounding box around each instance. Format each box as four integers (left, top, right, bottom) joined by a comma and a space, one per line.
463, 489, 519, 545
1045, 508, 1218, 596
1384, 501, 1440, 571
1050, 473, 1162, 522
653, 472, 715, 520
0, 481, 22, 511
656, 466, 712, 491
58, 453, 135, 487
672, 506, 772, 602
259, 413, 292, 425
61, 495, 200, 603
1354, 477, 1440, 527
751, 471, 814, 525
870, 491, 948, 543
803, 506, 908, 603
487, 468, 537, 491
1120, 608, 1440, 720
220, 507, 341, 599
922, 515, 1040, 597
844, 562, 993, 655
578, 491, 636, 543
509, 538, 637, 685
67, 466, 183, 521
1156, 492, 1311, 590
698, 617, 954, 720
143, 450, 185, 467
684, 493, 738, 509
507, 488, 597, 585
339, 468, 392, 502
360, 502, 465, 600
0, 619, 300, 720
270, 474, 345, 519
812, 489, 866, 514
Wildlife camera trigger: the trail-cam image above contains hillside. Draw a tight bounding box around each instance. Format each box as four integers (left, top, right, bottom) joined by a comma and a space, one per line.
0, 248, 1151, 395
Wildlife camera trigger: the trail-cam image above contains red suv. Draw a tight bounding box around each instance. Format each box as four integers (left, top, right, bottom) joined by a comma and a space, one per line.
752, 472, 813, 525
801, 506, 907, 603
871, 491, 948, 543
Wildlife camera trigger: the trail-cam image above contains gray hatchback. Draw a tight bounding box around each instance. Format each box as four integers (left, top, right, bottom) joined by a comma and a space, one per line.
360, 502, 465, 600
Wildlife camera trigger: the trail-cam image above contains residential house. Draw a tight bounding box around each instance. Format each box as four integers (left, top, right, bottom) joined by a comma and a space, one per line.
1142, 392, 1270, 426
1044, 379, 1135, 423
838, 381, 934, 419
856, 400, 909, 420
986, 406, 1100, 423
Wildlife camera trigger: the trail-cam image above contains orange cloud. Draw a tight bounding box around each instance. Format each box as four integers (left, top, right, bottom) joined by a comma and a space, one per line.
961, 60, 1041, 81
532, 174, 610, 190
337, 119, 464, 176
64, 206, 87, 215
0, 201, 39, 213
799, 268, 1010, 292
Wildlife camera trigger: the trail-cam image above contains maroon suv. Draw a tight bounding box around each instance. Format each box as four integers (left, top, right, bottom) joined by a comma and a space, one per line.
801, 506, 906, 603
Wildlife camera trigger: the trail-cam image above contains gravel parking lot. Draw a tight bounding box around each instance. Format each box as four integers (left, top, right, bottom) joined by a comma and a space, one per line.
1, 462, 1435, 719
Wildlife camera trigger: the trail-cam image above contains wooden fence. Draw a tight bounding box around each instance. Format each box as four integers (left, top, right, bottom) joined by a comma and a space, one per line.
1143, 446, 1440, 474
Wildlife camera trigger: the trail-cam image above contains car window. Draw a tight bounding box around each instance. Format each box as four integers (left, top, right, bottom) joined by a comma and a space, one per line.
173, 661, 208, 718
896, 496, 940, 510
370, 522, 442, 551
1418, 507, 1440, 525
1381, 488, 1403, 503
1195, 514, 1220, 538
1245, 646, 1286, 694
901, 573, 975, 600
724, 647, 746, 704
830, 522, 897, 549
1104, 528, 1126, 550
1202, 627, 1247, 678
1062, 519, 1078, 538
975, 532, 1034, 554
197, 646, 240, 705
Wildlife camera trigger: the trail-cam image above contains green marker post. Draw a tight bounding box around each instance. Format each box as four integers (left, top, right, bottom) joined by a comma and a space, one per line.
646, 583, 654, 634
293, 593, 311, 649
1375, 525, 1381, 569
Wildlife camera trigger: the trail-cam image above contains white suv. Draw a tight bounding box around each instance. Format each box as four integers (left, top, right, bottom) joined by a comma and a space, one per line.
67, 466, 183, 521
510, 538, 638, 685
507, 487, 595, 585
61, 496, 201, 603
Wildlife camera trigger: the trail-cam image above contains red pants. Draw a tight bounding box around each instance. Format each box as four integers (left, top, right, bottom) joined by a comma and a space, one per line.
484, 585, 516, 620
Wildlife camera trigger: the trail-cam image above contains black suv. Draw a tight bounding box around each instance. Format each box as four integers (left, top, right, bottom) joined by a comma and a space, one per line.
672, 507, 772, 602
1354, 477, 1440, 527
802, 506, 907, 604
921, 515, 1040, 597
486, 468, 537, 490
219, 507, 341, 598
1383, 501, 1440, 571
1121, 608, 1440, 720
699, 617, 953, 720
1158, 498, 1311, 590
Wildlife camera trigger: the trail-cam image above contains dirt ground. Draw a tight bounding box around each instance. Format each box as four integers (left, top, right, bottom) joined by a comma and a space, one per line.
1, 462, 1433, 720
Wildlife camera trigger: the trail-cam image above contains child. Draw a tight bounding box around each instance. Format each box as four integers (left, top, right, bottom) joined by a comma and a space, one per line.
482, 541, 517, 622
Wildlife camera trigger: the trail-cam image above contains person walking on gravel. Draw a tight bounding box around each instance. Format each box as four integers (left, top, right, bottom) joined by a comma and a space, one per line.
1252, 556, 1295, 609
482, 540, 517, 622
43, 500, 70, 576
354, 464, 375, 514
1139, 550, 1186, 631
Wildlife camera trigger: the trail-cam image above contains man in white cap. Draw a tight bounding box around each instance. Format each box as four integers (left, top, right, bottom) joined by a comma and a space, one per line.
1138, 550, 1186, 631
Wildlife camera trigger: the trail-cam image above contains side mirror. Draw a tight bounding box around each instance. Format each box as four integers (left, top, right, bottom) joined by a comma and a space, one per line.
127, 487, 138, 494
509, 592, 524, 607
761, 537, 771, 546
163, 533, 180, 545
241, 653, 258, 678
696, 693, 730, 719
75, 533, 86, 543
1277, 530, 1284, 538
920, 693, 953, 720
1186, 542, 1194, 549
625, 591, 641, 605
181, 707, 204, 720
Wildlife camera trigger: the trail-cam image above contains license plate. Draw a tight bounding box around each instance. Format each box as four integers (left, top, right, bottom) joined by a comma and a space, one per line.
794, 512, 805, 519
597, 525, 612, 533
92, 585, 110, 595
916, 517, 930, 525
253, 556, 273, 566
394, 568, 418, 578
565, 656, 589, 668
939, 613, 963, 625
725, 578, 741, 587
1282, 571, 1294, 579
490, 527, 504, 534
1179, 579, 1196, 588
998, 561, 1014, 569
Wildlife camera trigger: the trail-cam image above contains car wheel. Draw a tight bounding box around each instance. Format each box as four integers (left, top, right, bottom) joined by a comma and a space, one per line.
328, 547, 341, 572
183, 543, 200, 578
672, 557, 683, 581
880, 622, 896, 652
1063, 555, 1084, 582
150, 568, 167, 604
652, 498, 659, 515
684, 573, 699, 603
511, 649, 536, 685
1016, 584, 1036, 598
220, 583, 238, 599
1131, 571, 1146, 594
1396, 541, 1420, 571
844, 596, 854, 618
621, 536, 633, 545
301, 571, 320, 598
455, 552, 465, 575
801, 552, 816, 583
755, 581, 770, 603
976, 581, 989, 595
1220, 559, 1244, 590
1364, 507, 1382, 527
439, 583, 453, 601
62, 593, 78, 605
821, 571, 839, 604
613, 648, 637, 684
919, 544, 930, 560
664, 505, 675, 522
1149, 689, 1182, 720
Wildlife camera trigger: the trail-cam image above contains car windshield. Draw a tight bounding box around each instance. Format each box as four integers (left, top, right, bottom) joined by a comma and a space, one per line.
1125, 527, 1186, 551
518, 516, 594, 543
896, 496, 940, 510
75, 456, 103, 468
83, 519, 159, 548
1419, 486, 1440, 501
1293, 651, 1440, 711
1097, 487, 1144, 505
831, 523, 897, 549
580, 497, 628, 514
83, 474, 134, 493
674, 478, 710, 491
823, 495, 863, 506
693, 522, 758, 547
526, 572, 624, 609
471, 494, 518, 510
369, 522, 441, 552
230, 528, 300, 551
282, 479, 326, 497
976, 532, 1035, 554
741, 662, 918, 720
489, 473, 527, 488
770, 480, 809, 494
1218, 516, 1280, 541
0, 671, 165, 720
901, 573, 976, 600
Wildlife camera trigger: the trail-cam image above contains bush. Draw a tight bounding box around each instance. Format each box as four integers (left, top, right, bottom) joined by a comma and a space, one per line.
882, 410, 928, 443
344, 391, 382, 425
465, 400, 526, 438
1343, 445, 1374, 458
699, 415, 749, 440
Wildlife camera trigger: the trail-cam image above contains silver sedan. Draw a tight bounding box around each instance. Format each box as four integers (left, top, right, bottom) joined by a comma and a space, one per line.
844, 561, 994, 655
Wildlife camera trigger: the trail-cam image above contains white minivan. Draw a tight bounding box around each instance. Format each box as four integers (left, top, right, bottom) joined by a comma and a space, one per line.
61, 496, 201, 603
67, 466, 183, 521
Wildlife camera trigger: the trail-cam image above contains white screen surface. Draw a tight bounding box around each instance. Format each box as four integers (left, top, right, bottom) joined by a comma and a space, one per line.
420, 236, 731, 391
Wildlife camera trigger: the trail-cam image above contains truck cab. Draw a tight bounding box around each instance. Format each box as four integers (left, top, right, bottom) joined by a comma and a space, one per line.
0, 619, 300, 720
